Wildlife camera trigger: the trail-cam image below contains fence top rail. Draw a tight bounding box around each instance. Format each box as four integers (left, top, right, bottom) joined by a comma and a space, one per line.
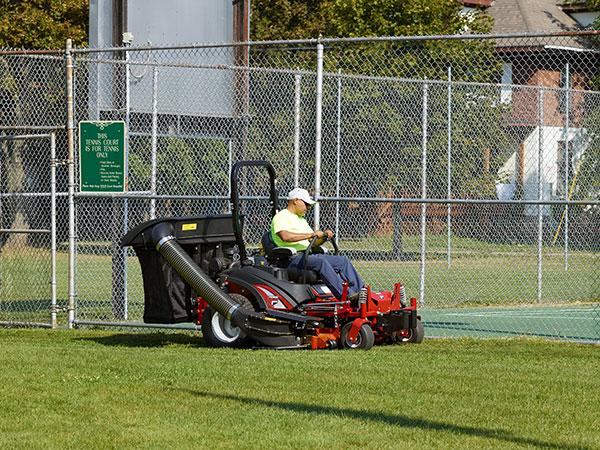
1, 29, 597, 56
0, 126, 65, 131
0, 134, 52, 141
73, 192, 600, 206
66, 29, 600, 54
72, 53, 600, 96
0, 48, 63, 55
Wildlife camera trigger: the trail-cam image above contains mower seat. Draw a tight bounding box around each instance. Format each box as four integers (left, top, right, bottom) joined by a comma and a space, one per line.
261, 232, 320, 284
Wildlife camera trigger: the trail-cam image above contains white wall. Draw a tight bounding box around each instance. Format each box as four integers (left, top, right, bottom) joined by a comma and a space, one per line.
521, 126, 587, 216
88, 0, 235, 118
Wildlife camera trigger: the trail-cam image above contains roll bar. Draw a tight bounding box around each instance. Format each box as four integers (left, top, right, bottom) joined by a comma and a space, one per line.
230, 160, 278, 260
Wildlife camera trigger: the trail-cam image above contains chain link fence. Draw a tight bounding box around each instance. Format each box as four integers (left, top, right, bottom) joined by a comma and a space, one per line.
0, 50, 69, 327
0, 132, 65, 328
1, 32, 599, 341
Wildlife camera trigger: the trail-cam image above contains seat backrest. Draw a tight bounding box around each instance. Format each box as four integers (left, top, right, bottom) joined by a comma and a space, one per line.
261, 230, 320, 284
262, 230, 322, 256
262, 231, 297, 264
261, 231, 277, 256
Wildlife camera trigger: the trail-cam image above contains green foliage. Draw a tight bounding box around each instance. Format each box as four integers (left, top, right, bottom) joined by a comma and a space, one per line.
250, 1, 503, 199
329, 0, 492, 37
251, 0, 492, 40
128, 136, 230, 196
561, 1, 600, 31
562, 0, 600, 11
577, 107, 600, 204
251, 0, 330, 40
0, 0, 88, 49
319, 81, 510, 197
557, 10, 600, 211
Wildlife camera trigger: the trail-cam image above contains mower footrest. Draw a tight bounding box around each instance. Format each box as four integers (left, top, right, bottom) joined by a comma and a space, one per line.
377, 310, 417, 332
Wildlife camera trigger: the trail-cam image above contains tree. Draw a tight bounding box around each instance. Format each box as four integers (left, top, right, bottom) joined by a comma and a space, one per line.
578, 108, 600, 201
251, 0, 492, 40
251, 0, 329, 41
249, 0, 502, 196
328, 0, 491, 37
249, 0, 508, 248
562, 0, 600, 12
0, 0, 88, 49
0, 1, 86, 247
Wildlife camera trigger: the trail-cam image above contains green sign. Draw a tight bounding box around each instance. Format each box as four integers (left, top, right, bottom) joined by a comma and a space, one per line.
79, 121, 126, 192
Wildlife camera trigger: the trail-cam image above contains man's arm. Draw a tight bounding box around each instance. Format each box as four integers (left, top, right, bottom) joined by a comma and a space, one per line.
277, 229, 332, 246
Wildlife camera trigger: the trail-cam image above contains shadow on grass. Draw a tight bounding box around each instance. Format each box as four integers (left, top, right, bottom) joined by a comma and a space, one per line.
77, 332, 207, 348
177, 389, 591, 450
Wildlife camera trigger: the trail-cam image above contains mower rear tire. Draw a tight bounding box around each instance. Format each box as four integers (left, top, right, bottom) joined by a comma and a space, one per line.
201, 293, 253, 348
394, 317, 424, 344
340, 322, 375, 350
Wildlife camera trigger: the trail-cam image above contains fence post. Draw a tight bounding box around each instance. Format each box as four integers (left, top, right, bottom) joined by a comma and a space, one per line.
228, 140, 233, 209
313, 40, 324, 230
123, 43, 130, 318
50, 133, 57, 329
537, 89, 544, 304
111, 45, 129, 321
420, 83, 428, 307
335, 69, 342, 239
446, 67, 452, 268
564, 63, 570, 271
150, 65, 158, 219
66, 39, 76, 328
294, 70, 301, 188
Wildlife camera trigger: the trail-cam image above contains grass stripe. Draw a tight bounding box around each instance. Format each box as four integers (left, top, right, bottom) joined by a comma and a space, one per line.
1, 329, 599, 449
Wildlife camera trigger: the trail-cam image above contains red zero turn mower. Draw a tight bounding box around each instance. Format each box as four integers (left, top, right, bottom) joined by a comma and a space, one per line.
121, 161, 423, 350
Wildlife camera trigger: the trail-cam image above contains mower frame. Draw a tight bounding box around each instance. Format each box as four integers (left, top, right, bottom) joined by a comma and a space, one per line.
122, 160, 423, 350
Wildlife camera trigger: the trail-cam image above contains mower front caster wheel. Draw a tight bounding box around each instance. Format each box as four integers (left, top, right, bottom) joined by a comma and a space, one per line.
340, 322, 375, 350
201, 293, 252, 348
394, 318, 424, 344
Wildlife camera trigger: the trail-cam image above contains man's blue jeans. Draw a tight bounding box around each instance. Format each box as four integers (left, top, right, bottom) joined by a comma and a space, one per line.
289, 253, 364, 300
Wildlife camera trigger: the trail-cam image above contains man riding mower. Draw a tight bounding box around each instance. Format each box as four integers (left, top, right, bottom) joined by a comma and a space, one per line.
121, 161, 424, 350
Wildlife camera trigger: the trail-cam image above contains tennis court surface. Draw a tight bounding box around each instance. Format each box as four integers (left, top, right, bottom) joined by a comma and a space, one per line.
421, 304, 600, 343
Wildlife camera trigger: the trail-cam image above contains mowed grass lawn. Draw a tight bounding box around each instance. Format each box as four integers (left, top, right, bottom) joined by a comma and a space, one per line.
1, 329, 598, 449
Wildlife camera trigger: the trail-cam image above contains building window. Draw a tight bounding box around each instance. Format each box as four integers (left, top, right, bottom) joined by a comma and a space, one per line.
568, 11, 600, 28
500, 63, 512, 104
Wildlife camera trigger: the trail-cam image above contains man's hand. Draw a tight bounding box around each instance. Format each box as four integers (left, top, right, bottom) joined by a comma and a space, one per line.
313, 229, 334, 240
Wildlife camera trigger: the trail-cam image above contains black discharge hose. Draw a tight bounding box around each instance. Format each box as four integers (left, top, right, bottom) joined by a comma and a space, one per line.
151, 222, 308, 348
152, 222, 246, 322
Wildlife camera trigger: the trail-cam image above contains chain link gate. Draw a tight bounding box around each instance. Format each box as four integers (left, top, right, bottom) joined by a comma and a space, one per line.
0, 133, 58, 328
1, 31, 599, 341
0, 50, 70, 328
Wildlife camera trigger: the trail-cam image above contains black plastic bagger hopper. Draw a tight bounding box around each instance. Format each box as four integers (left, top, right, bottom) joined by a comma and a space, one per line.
121, 212, 320, 348
121, 214, 239, 324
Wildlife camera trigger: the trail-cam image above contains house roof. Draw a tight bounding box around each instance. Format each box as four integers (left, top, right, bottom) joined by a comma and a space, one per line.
461, 0, 494, 6
488, 0, 581, 34
484, 0, 593, 50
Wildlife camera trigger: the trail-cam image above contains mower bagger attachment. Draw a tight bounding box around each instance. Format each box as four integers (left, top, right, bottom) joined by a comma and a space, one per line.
151, 222, 321, 348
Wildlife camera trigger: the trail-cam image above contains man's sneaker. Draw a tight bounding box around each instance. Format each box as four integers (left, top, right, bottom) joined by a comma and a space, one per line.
347, 291, 360, 306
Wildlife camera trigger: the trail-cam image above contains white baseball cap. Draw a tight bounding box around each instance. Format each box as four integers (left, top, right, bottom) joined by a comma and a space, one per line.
288, 188, 316, 205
